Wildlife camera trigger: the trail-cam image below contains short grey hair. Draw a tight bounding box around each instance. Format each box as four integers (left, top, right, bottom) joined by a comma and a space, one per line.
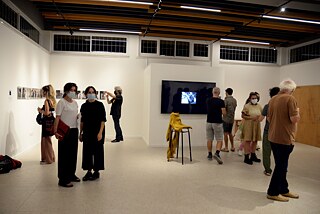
212, 87, 220, 95
279, 79, 296, 92
114, 86, 122, 94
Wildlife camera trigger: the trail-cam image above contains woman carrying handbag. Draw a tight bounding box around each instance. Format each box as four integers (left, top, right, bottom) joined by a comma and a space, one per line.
37, 85, 56, 165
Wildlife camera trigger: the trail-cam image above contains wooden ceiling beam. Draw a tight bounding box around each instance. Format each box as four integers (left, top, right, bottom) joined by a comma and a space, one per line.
42, 12, 235, 32
30, 0, 151, 9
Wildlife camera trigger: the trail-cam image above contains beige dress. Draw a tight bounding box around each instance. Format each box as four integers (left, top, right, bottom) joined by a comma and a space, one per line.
241, 103, 262, 141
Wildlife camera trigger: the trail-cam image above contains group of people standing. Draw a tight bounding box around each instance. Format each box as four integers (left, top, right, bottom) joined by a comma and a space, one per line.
37, 83, 123, 188
206, 79, 300, 202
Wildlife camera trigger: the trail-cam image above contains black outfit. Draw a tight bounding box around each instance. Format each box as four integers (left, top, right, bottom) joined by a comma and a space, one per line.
206, 97, 225, 123
80, 100, 106, 171
58, 128, 79, 184
267, 143, 294, 196
110, 95, 123, 141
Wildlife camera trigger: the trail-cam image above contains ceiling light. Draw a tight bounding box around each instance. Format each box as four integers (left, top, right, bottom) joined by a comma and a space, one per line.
280, 7, 286, 12
180, 6, 221, 13
221, 38, 270, 45
263, 15, 320, 25
107, 0, 153, 5
80, 28, 141, 34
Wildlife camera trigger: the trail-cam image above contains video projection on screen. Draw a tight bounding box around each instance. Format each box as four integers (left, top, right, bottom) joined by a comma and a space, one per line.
161, 80, 216, 114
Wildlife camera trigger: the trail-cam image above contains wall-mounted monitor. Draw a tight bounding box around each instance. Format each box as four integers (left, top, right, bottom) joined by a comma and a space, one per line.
161, 80, 216, 114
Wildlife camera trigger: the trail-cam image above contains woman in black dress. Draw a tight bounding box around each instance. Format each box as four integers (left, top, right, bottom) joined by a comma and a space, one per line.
80, 86, 106, 181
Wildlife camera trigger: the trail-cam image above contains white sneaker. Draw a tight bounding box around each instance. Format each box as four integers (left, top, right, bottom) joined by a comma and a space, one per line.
238, 150, 243, 156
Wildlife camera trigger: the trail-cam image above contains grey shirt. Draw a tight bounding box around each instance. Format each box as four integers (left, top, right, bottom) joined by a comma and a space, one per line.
223, 95, 237, 124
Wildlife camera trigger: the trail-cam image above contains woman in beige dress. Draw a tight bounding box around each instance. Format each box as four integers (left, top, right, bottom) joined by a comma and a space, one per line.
37, 85, 56, 164
241, 92, 262, 165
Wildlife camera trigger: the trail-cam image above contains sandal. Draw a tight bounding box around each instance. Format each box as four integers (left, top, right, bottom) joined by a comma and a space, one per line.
231, 148, 235, 152
221, 148, 229, 152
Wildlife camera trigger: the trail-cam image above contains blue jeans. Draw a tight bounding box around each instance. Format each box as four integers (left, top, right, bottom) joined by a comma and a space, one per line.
112, 115, 123, 140
267, 142, 294, 196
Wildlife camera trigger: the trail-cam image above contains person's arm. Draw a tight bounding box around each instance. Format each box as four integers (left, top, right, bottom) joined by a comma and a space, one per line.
97, 121, 105, 141
290, 108, 300, 124
79, 121, 84, 142
43, 99, 50, 116
221, 107, 226, 116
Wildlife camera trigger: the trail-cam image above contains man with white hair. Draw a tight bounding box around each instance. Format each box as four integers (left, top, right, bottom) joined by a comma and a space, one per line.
206, 87, 226, 164
266, 79, 300, 202
106, 86, 123, 143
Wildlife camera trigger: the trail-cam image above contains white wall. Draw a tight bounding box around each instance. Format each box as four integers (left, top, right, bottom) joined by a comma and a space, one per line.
0, 23, 50, 155
49, 35, 147, 139
280, 59, 320, 86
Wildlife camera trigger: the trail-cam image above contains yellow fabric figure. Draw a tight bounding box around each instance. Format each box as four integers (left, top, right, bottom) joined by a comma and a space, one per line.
166, 113, 192, 161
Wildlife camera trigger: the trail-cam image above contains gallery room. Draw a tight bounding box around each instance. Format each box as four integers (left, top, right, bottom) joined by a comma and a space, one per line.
0, 0, 319, 213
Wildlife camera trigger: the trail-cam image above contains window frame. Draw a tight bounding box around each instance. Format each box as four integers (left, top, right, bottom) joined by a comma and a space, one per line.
139, 37, 211, 61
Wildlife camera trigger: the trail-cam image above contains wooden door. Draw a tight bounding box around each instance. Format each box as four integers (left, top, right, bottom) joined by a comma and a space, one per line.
293, 85, 320, 148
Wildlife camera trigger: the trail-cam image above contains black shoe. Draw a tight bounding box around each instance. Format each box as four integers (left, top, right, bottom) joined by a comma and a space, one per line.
83, 171, 93, 181
71, 175, 80, 182
250, 153, 261, 163
91, 171, 100, 180
244, 155, 253, 165
111, 139, 120, 143
58, 182, 73, 188
213, 153, 223, 164
207, 152, 213, 160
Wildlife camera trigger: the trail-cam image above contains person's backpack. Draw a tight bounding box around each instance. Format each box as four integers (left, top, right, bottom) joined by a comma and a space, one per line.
0, 155, 22, 174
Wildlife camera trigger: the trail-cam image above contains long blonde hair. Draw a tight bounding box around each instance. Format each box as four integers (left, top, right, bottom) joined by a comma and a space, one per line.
42, 84, 57, 108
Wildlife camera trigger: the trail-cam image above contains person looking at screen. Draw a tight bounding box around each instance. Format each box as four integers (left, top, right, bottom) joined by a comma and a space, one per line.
105, 86, 123, 143
206, 87, 226, 164
221, 88, 237, 152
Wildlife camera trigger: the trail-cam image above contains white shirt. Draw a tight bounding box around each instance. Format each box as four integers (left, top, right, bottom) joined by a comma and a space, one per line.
56, 98, 78, 128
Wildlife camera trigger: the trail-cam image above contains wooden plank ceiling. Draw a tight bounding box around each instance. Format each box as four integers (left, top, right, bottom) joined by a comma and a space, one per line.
29, 0, 320, 47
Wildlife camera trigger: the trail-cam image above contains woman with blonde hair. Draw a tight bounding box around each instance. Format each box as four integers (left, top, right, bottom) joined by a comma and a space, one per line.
37, 84, 56, 164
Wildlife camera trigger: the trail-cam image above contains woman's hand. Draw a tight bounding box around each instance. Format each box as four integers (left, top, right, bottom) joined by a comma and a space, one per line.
97, 132, 103, 141
55, 132, 62, 141
79, 133, 83, 142
37, 107, 42, 113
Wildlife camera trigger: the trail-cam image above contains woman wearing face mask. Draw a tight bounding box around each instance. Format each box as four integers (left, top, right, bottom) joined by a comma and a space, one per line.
105, 86, 123, 143
37, 84, 56, 164
241, 92, 262, 165
79, 86, 106, 181
54, 82, 80, 187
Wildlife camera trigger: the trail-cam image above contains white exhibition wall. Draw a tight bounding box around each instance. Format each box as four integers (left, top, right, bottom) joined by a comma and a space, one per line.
0, 23, 50, 155
1, 21, 319, 156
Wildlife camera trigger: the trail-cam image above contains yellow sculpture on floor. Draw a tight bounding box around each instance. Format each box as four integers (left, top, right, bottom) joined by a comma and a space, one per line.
166, 112, 192, 161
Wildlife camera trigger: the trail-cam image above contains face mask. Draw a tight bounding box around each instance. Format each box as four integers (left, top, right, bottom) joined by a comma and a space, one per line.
251, 99, 258, 105
87, 94, 96, 100
67, 91, 76, 99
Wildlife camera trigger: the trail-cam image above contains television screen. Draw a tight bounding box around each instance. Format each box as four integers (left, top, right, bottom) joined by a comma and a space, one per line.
161, 80, 216, 114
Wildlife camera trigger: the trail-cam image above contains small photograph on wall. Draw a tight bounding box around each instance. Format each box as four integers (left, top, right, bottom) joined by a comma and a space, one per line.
30, 88, 37, 99
56, 90, 63, 99
17, 87, 23, 99
36, 89, 42, 99
25, 88, 31, 99
99, 91, 106, 100
80, 91, 86, 99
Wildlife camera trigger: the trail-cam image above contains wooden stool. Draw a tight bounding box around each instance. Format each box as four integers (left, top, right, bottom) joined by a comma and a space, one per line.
175, 127, 192, 165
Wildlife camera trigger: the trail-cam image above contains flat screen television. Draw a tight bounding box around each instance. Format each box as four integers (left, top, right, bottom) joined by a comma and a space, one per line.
161, 80, 216, 114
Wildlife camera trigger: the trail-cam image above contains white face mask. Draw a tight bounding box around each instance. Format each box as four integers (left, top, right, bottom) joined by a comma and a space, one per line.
67, 91, 76, 99
87, 93, 96, 100
251, 99, 258, 105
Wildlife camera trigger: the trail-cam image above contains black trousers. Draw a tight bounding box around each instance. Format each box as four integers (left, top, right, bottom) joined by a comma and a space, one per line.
58, 128, 78, 184
267, 142, 294, 196
112, 115, 123, 140
82, 138, 105, 171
